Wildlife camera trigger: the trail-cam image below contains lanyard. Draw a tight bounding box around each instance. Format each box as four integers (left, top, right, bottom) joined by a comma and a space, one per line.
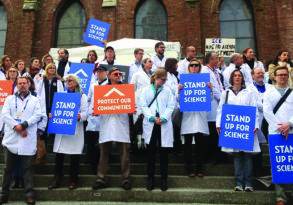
15, 95, 30, 114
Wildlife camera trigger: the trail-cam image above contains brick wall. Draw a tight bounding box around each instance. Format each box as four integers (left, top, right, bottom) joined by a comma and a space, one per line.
1, 0, 293, 66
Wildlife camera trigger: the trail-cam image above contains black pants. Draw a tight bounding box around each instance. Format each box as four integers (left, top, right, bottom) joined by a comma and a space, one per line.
147, 124, 168, 179
208, 122, 227, 162
1, 149, 34, 198
85, 131, 100, 174
184, 133, 206, 173
54, 153, 80, 181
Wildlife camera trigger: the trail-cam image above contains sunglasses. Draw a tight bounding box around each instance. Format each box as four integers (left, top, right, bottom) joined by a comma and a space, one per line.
113, 72, 122, 77
190, 64, 200, 67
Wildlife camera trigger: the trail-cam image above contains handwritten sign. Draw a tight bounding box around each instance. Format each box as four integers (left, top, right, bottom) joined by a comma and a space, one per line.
205, 38, 235, 57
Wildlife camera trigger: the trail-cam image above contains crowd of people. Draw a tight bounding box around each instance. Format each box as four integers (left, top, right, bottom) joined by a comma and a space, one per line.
0, 42, 292, 205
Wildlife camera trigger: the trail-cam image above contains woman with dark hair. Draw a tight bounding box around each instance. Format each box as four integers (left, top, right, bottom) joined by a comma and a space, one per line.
86, 50, 98, 64
268, 50, 293, 87
15, 60, 29, 77
180, 59, 210, 177
0, 55, 12, 79
41, 54, 54, 70
242, 48, 264, 71
216, 70, 260, 192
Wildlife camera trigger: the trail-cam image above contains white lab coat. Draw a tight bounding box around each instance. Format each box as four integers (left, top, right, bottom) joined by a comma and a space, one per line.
181, 111, 209, 135
53, 93, 88, 154
128, 61, 143, 83
141, 84, 175, 147
222, 63, 253, 89
54, 60, 70, 78
86, 78, 108, 131
1, 93, 42, 156
201, 66, 223, 122
263, 86, 293, 135
216, 88, 260, 153
177, 58, 190, 77
247, 83, 272, 143
151, 55, 166, 72
242, 60, 264, 72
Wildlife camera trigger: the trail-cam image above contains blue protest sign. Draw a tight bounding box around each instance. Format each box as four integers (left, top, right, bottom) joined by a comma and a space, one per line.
83, 18, 111, 47
68, 63, 94, 95
219, 104, 256, 151
179, 73, 211, 112
269, 134, 293, 184
48, 92, 81, 135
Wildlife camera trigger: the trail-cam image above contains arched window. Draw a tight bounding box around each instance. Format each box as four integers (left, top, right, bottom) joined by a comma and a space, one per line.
0, 3, 7, 55
220, 0, 256, 52
135, 0, 167, 41
55, 1, 86, 48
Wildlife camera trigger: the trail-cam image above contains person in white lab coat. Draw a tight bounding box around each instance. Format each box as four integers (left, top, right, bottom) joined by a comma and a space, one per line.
263, 66, 293, 205
0, 77, 42, 205
128, 48, 144, 83
140, 68, 175, 191
93, 67, 132, 191
99, 46, 117, 66
55, 48, 70, 78
216, 69, 260, 192
151, 41, 167, 72
180, 59, 210, 177
201, 52, 225, 163
222, 53, 253, 89
86, 65, 108, 174
242, 48, 264, 71
177, 46, 196, 77
48, 74, 88, 190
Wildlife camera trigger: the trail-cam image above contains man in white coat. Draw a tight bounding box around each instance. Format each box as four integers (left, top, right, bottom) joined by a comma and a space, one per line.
0, 77, 42, 205
128, 48, 144, 83
56, 48, 70, 78
201, 52, 225, 163
151, 42, 166, 72
263, 66, 293, 205
93, 67, 132, 191
222, 53, 253, 89
177, 46, 196, 76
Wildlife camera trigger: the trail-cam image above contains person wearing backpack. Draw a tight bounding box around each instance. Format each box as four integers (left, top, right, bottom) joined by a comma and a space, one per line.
263, 66, 293, 205
140, 68, 175, 191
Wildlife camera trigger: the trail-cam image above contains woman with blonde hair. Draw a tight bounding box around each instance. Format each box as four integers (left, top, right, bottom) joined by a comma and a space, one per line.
140, 68, 175, 191
49, 74, 88, 190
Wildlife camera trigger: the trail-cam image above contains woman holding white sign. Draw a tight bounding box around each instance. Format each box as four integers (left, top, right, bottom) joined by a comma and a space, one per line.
216, 69, 260, 192
180, 59, 210, 177
49, 74, 88, 190
140, 68, 175, 191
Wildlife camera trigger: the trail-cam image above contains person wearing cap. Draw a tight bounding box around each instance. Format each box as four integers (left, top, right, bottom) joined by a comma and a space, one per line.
128, 48, 144, 83
177, 46, 196, 76
180, 59, 210, 177
151, 42, 167, 72
100, 46, 116, 65
93, 67, 132, 190
48, 74, 88, 190
86, 64, 108, 174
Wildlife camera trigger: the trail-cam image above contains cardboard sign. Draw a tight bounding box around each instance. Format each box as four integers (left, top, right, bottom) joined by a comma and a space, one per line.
68, 63, 94, 95
83, 18, 111, 48
179, 73, 211, 112
0, 80, 13, 106
269, 134, 293, 184
219, 104, 256, 151
48, 92, 81, 135
205, 38, 235, 57
99, 64, 130, 83
94, 84, 135, 115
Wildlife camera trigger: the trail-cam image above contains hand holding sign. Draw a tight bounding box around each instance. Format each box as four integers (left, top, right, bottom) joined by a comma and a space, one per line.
83, 18, 111, 48
269, 134, 293, 184
219, 104, 256, 151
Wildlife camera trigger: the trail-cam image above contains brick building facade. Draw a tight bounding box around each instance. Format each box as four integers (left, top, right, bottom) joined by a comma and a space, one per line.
0, 0, 293, 65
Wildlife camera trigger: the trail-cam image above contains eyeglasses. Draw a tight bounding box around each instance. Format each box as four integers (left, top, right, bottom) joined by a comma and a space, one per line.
189, 64, 200, 67
276, 74, 289, 77
113, 72, 122, 77
9, 70, 18, 73
66, 79, 74, 83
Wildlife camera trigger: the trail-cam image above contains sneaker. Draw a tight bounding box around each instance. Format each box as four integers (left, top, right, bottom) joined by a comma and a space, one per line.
92, 178, 107, 190
234, 185, 244, 191
244, 186, 254, 192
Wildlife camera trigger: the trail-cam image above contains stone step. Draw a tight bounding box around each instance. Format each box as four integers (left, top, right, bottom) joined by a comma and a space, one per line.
1, 175, 270, 190
7, 187, 275, 204
6, 202, 249, 205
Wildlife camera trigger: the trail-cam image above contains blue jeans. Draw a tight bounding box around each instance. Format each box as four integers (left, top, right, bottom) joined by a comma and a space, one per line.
234, 152, 253, 187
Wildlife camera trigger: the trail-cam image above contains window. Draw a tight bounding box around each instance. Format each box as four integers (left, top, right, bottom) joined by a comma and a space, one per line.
135, 0, 167, 41
55, 1, 86, 48
220, 0, 256, 52
0, 3, 7, 55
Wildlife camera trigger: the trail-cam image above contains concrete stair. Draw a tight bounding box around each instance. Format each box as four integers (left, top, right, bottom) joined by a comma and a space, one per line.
0, 144, 279, 204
